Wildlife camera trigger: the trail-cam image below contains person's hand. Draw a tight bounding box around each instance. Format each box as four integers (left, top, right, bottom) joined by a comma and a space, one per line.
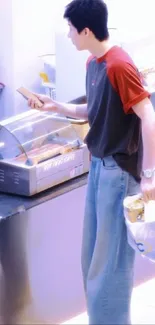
28, 94, 58, 112
141, 176, 155, 202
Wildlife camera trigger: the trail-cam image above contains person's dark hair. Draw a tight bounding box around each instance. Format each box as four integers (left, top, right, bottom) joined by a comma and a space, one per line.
64, 0, 109, 41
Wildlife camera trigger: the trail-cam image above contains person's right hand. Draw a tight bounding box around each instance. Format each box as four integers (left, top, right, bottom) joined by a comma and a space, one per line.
28, 94, 58, 113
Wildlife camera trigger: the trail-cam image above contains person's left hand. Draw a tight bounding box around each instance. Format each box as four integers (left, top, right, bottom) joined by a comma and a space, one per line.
141, 176, 155, 202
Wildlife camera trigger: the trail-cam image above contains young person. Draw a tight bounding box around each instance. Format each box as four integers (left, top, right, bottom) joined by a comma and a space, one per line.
28, 1, 155, 323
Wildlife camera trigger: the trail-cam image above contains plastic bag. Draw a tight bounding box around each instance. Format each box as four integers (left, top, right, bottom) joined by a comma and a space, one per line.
124, 193, 155, 262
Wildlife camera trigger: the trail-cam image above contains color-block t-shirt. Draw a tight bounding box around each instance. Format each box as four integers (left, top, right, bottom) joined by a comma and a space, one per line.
85, 46, 150, 181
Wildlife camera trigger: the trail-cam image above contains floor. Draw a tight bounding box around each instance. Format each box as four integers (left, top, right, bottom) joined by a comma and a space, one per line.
62, 277, 155, 324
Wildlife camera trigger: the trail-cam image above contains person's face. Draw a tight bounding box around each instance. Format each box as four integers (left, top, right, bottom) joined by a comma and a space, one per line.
67, 21, 89, 51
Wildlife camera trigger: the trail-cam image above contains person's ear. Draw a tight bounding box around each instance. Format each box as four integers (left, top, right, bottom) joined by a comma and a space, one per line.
84, 28, 90, 36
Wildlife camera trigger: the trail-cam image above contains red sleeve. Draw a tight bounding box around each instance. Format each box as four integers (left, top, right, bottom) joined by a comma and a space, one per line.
108, 61, 150, 113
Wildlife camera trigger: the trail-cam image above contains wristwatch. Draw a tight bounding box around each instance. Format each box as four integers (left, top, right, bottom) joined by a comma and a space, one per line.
141, 168, 155, 179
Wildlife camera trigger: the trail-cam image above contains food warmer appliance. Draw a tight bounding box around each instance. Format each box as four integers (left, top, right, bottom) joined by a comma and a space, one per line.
0, 110, 89, 196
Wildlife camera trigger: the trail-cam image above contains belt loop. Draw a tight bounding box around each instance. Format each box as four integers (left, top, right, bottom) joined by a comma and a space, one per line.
102, 158, 105, 166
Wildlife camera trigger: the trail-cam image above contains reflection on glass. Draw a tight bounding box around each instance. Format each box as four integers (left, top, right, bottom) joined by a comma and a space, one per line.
0, 110, 81, 166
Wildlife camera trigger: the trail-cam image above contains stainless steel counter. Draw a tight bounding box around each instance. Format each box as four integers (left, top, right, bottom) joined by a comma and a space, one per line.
0, 174, 88, 219
0, 174, 88, 324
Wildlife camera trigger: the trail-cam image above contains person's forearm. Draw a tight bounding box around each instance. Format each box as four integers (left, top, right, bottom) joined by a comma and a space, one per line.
133, 98, 155, 170
133, 98, 155, 200
141, 111, 155, 170
53, 100, 88, 120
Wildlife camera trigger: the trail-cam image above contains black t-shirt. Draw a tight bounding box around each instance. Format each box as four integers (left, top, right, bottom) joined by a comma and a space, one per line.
85, 46, 150, 181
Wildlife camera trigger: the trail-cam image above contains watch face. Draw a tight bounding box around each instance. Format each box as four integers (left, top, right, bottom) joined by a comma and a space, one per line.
145, 169, 152, 178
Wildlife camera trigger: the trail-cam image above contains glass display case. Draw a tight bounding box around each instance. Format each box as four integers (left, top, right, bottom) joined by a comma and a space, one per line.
0, 110, 89, 196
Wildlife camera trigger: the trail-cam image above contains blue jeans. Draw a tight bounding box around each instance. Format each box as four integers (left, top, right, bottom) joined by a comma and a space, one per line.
81, 156, 140, 324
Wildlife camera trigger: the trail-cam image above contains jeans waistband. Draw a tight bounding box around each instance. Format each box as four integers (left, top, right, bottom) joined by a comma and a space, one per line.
91, 155, 114, 162
91, 156, 102, 162
91, 155, 117, 167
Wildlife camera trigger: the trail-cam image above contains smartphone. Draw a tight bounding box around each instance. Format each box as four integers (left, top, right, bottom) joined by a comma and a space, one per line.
16, 87, 43, 108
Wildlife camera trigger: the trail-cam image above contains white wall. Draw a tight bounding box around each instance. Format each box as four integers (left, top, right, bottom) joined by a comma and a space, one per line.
12, 0, 58, 115
0, 0, 71, 118
0, 0, 14, 119
0, 0, 58, 118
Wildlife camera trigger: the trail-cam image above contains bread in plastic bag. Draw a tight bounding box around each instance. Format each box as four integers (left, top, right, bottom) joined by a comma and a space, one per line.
124, 193, 155, 262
